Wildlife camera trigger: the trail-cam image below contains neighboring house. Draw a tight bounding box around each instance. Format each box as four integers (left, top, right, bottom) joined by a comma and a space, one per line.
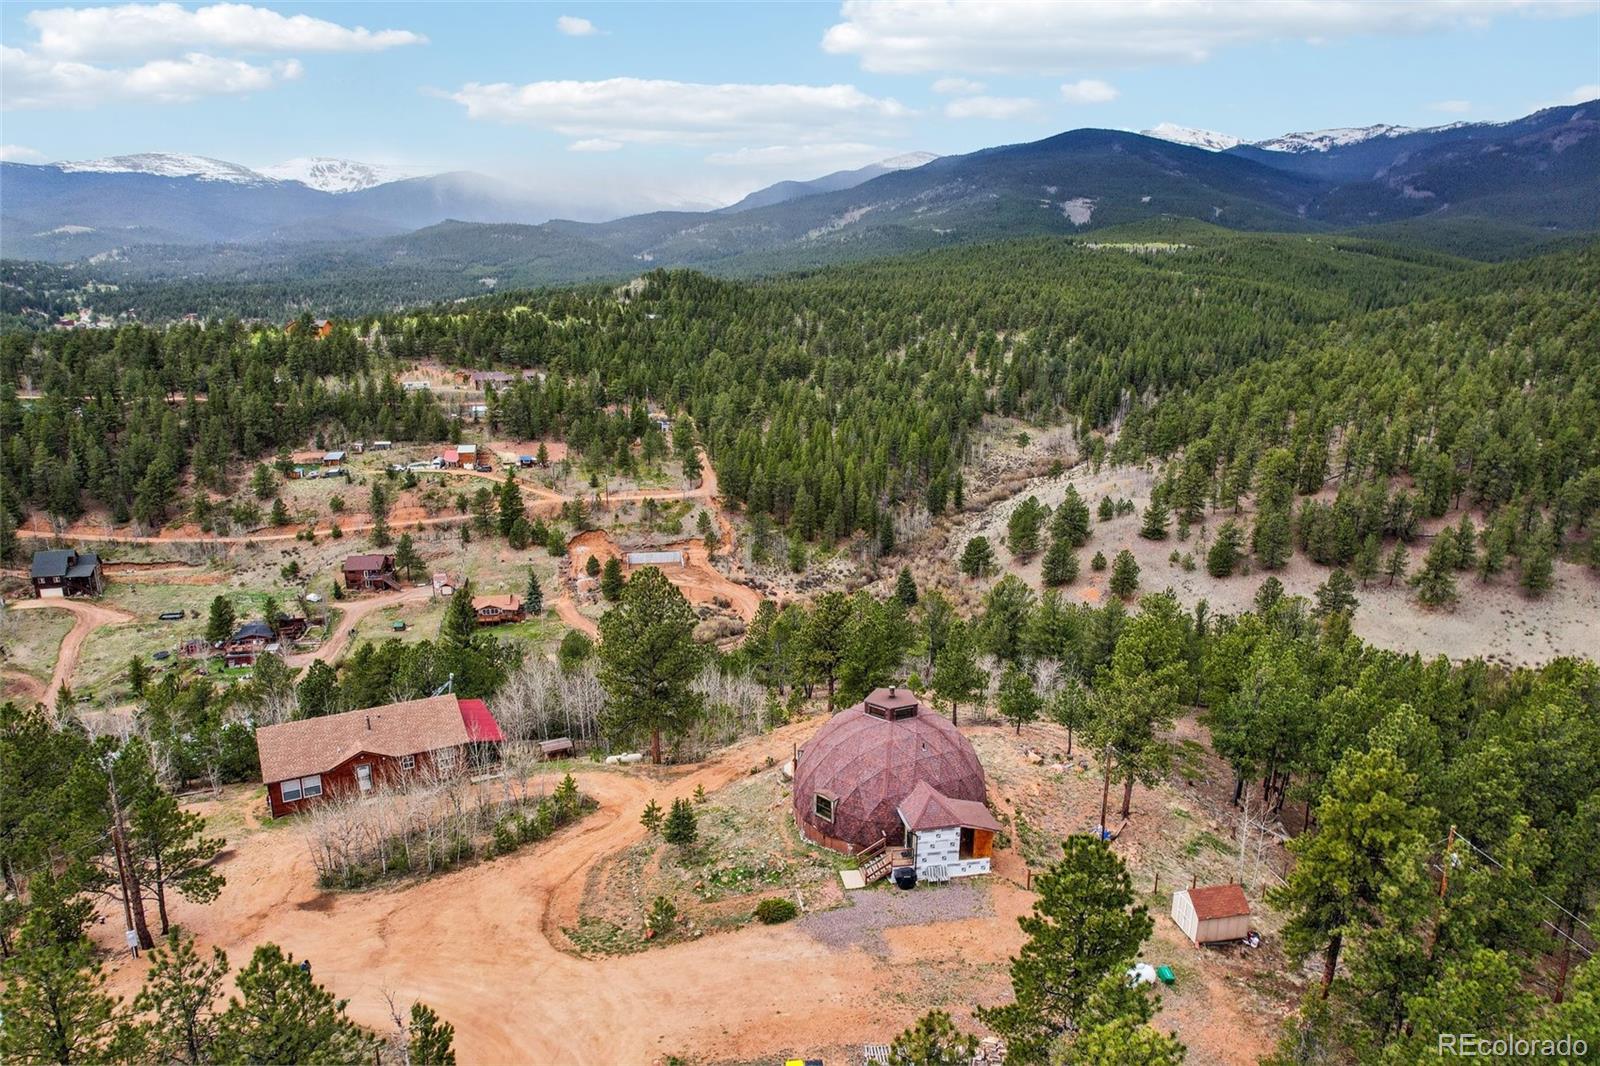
896, 780, 1001, 881
625, 550, 684, 567
469, 371, 516, 388
432, 571, 464, 597
223, 620, 277, 667
322, 451, 346, 468
1171, 883, 1252, 946
472, 593, 524, 625
255, 695, 506, 818
343, 554, 399, 592
457, 444, 479, 467
30, 548, 104, 598
441, 447, 459, 467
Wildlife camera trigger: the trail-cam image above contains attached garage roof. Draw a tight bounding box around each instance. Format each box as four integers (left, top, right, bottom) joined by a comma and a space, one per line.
898, 780, 1001, 832
1186, 883, 1250, 920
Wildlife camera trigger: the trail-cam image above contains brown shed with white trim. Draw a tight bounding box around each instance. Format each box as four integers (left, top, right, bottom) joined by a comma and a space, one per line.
1171, 883, 1251, 946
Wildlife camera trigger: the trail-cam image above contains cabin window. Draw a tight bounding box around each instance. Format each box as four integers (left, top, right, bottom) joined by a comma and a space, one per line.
435, 748, 458, 774
400, 754, 416, 771
813, 793, 835, 822
280, 774, 323, 803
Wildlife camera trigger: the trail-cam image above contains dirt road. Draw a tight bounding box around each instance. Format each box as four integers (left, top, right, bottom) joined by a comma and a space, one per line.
7, 598, 134, 707
101, 722, 929, 1064
286, 585, 434, 667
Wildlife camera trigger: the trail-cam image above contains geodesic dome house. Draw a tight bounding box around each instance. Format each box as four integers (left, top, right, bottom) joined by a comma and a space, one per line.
792, 686, 988, 853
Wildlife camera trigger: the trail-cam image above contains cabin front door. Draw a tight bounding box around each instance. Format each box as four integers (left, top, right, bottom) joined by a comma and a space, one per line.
356, 763, 373, 793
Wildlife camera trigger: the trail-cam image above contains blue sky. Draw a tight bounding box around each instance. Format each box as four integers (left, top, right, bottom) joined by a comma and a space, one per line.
3, 1, 1597, 209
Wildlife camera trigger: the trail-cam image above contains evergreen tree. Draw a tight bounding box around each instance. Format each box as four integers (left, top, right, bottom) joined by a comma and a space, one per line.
1520, 535, 1555, 597
932, 619, 987, 727
1041, 537, 1079, 587
407, 1002, 457, 1066
1098, 496, 1115, 522
1205, 520, 1244, 578
1270, 746, 1433, 997
127, 656, 150, 697
978, 836, 1155, 1064
440, 577, 480, 648
1109, 550, 1140, 599
894, 566, 919, 607
1313, 569, 1358, 618
212, 944, 374, 1064
888, 1010, 979, 1066
296, 660, 339, 718
640, 798, 664, 834
1138, 495, 1170, 540
524, 568, 543, 614
597, 568, 703, 763
269, 497, 289, 527
1008, 496, 1048, 558
960, 536, 997, 578
1383, 542, 1409, 587
393, 533, 423, 581
663, 797, 698, 847
0, 918, 122, 1065
1053, 484, 1092, 548
998, 664, 1042, 735
600, 557, 625, 602
497, 472, 524, 538
1091, 550, 1108, 572
205, 596, 235, 643
132, 930, 229, 1066
1410, 536, 1459, 608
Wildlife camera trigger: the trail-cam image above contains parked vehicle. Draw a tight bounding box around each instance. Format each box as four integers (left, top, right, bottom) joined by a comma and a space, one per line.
158, 610, 185, 621
407, 461, 433, 471
474, 462, 494, 472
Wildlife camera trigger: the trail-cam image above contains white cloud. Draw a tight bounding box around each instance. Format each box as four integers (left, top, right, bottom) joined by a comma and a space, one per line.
556, 15, 599, 37
943, 95, 1036, 120
0, 143, 46, 161
2, 45, 300, 109
1060, 78, 1118, 104
932, 76, 985, 95
705, 142, 886, 168
823, 1, 1588, 74
568, 138, 621, 152
1428, 99, 1472, 113
25, 3, 424, 62
442, 77, 910, 145
1565, 84, 1600, 103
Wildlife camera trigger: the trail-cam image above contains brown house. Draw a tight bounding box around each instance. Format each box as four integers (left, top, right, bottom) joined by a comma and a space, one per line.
223, 621, 277, 667
256, 695, 506, 818
343, 553, 399, 592
472, 593, 524, 625
30, 549, 104, 598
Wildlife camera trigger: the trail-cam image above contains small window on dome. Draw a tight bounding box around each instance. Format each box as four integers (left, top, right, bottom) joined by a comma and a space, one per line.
814, 793, 835, 822
891, 704, 918, 720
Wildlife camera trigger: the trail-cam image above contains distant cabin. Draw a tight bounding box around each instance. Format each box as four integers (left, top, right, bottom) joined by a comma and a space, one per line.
223, 620, 277, 667
472, 593, 524, 625
322, 450, 346, 467
31, 548, 105, 598
1171, 883, 1251, 946
343, 553, 399, 592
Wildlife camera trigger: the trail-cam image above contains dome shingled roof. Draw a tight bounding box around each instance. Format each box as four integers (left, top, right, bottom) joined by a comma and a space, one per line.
792, 687, 987, 851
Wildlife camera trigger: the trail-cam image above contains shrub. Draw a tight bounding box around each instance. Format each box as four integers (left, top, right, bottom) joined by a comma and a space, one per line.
754, 897, 798, 924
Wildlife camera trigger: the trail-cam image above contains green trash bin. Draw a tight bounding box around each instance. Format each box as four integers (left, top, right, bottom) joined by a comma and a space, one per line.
1156, 965, 1176, 986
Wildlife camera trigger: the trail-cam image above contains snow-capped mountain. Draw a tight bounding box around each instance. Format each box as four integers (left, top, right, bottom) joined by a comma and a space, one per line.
1253, 124, 1421, 154
56, 153, 272, 185
1140, 124, 1244, 152
878, 151, 940, 170
260, 157, 421, 194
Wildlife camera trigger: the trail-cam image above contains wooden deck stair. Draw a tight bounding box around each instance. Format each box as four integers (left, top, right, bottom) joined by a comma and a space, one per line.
857, 835, 892, 883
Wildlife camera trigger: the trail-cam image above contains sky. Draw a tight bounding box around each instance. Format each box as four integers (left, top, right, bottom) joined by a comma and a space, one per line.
2, 0, 1598, 211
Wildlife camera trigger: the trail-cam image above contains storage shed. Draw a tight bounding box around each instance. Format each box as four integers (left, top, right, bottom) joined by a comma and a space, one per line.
1171, 883, 1251, 946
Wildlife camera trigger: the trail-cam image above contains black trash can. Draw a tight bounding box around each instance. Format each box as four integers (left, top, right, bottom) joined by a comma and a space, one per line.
893, 865, 917, 890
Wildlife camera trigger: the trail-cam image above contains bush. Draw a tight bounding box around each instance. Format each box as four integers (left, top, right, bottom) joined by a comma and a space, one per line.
754, 897, 798, 924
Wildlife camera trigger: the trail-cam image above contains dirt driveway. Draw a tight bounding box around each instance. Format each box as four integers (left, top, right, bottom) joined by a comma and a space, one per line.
287, 584, 434, 667
7, 597, 134, 708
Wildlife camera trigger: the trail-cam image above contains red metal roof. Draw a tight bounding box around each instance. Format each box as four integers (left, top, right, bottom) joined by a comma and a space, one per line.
442, 447, 459, 463
1187, 883, 1250, 920
457, 698, 504, 743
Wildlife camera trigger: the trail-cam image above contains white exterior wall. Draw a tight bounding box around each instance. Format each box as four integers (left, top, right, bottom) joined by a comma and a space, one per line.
1170, 890, 1200, 944
911, 827, 990, 880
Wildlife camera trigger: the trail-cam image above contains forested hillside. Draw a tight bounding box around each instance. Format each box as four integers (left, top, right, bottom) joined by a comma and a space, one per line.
3, 226, 1597, 580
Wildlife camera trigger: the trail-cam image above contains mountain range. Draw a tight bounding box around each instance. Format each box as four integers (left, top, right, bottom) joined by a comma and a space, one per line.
2, 102, 1594, 296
